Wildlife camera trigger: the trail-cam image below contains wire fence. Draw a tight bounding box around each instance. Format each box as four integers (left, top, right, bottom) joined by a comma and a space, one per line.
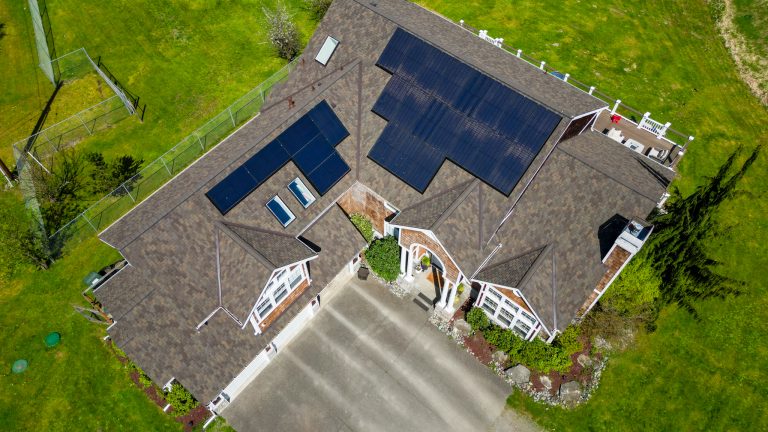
28, 0, 58, 84
49, 60, 297, 250
13, 95, 131, 172
456, 20, 695, 153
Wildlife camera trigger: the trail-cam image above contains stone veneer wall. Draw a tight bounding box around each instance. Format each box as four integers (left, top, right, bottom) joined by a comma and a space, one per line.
337, 183, 395, 235
398, 228, 461, 282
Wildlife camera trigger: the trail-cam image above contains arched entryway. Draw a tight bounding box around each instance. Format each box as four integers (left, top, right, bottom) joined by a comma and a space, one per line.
402, 243, 456, 309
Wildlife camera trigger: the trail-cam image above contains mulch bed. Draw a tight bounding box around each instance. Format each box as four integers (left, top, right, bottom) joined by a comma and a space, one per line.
463, 331, 495, 364
176, 405, 212, 432
129, 370, 166, 407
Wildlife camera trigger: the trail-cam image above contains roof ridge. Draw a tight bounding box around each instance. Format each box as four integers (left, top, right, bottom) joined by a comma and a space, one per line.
517, 244, 553, 290
216, 221, 277, 269
430, 179, 481, 231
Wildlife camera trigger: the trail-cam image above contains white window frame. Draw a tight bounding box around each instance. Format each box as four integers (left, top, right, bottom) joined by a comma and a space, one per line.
266, 196, 296, 227
287, 177, 316, 208
253, 265, 307, 323
315, 36, 339, 66
481, 285, 538, 339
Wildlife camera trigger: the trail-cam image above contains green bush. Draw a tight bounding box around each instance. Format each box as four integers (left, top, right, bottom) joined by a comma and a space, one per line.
350, 213, 374, 243
466, 307, 490, 332
554, 325, 582, 356
484, 326, 525, 353
514, 338, 572, 373
165, 382, 199, 417
365, 235, 400, 282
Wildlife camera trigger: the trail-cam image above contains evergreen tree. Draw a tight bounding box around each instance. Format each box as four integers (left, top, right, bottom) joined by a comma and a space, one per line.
647, 146, 761, 317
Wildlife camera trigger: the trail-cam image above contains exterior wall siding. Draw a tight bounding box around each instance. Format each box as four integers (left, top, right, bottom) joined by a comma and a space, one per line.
399, 228, 461, 281
337, 183, 395, 235
577, 245, 632, 316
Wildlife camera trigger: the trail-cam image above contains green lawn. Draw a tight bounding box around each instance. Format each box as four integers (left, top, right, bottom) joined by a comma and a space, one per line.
415, 0, 767, 429
0, 191, 182, 431
0, 1, 317, 430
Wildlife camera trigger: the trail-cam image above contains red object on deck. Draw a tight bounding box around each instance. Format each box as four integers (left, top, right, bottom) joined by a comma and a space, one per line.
610, 114, 622, 124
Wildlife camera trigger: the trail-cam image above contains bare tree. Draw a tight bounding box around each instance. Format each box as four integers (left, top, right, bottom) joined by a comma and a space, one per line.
263, 1, 300, 60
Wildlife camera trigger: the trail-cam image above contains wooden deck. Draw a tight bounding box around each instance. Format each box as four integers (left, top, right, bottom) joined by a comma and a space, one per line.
592, 110, 681, 166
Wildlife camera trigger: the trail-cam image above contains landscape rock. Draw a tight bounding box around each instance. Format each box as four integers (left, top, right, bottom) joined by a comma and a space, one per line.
559, 380, 582, 403
505, 364, 530, 385
539, 375, 552, 390
492, 350, 509, 364
452, 319, 471, 339
593, 336, 612, 351
577, 354, 593, 368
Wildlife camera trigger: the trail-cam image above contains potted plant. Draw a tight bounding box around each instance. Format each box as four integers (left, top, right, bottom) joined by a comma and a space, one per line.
420, 255, 431, 271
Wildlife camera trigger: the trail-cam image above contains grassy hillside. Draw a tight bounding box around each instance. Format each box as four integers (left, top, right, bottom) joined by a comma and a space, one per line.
415, 0, 767, 429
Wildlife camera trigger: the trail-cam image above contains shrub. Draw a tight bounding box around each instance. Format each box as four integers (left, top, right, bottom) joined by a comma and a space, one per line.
263, 1, 300, 60
165, 382, 199, 416
350, 213, 374, 243
484, 325, 525, 353
514, 338, 572, 373
466, 307, 490, 333
128, 361, 153, 388
554, 325, 582, 356
365, 235, 400, 282
304, 0, 333, 19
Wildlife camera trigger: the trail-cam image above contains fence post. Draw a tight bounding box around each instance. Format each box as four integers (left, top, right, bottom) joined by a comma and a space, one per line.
82, 213, 99, 233
611, 99, 621, 115
589, 86, 595, 95
563, 73, 570, 82
75, 112, 93, 135
160, 157, 172, 175
122, 184, 135, 202
539, 61, 546, 70
459, 19, 464, 27
516, 49, 522, 58
228, 107, 236, 127
684, 136, 694, 150
197, 135, 205, 151
638, 112, 650, 129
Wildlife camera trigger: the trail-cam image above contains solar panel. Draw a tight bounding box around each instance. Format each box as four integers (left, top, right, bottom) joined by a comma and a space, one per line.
370, 28, 561, 195
305, 152, 350, 195
206, 100, 351, 215
205, 166, 258, 214
293, 135, 335, 174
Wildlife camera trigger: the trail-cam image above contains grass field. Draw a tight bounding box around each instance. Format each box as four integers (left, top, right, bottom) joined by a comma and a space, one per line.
0, 0, 315, 430
415, 0, 767, 429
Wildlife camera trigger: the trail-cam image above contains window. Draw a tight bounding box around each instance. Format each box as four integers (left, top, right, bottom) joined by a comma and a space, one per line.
481, 286, 539, 339
288, 178, 316, 208
289, 268, 303, 289
273, 284, 288, 303
267, 196, 295, 227
315, 36, 339, 66
257, 299, 273, 319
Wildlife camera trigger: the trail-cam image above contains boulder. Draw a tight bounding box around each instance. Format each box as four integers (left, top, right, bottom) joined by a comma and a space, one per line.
577, 354, 593, 368
492, 350, 509, 364
452, 319, 471, 338
539, 375, 552, 390
504, 364, 530, 385
559, 380, 582, 403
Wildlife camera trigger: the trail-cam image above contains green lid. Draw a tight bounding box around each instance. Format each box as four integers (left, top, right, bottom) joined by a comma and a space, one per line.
83, 272, 101, 287
12, 359, 28, 373
45, 332, 61, 347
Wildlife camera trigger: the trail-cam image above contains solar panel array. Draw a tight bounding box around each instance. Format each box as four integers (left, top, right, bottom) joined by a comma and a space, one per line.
370, 28, 562, 195
206, 101, 350, 215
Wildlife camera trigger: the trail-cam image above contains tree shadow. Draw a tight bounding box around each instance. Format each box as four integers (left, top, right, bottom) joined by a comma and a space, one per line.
23, 81, 63, 153
0, 23, 6, 41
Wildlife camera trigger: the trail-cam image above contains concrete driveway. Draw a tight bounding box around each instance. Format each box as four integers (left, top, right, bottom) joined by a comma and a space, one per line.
223, 278, 539, 432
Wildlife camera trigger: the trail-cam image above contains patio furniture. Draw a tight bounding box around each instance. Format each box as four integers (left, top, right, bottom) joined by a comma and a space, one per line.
624, 138, 645, 154
606, 128, 625, 143
610, 114, 622, 124
647, 147, 668, 161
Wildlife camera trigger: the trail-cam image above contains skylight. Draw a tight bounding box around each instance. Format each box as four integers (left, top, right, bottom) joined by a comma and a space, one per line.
266, 196, 295, 227
288, 178, 316, 208
315, 36, 339, 66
